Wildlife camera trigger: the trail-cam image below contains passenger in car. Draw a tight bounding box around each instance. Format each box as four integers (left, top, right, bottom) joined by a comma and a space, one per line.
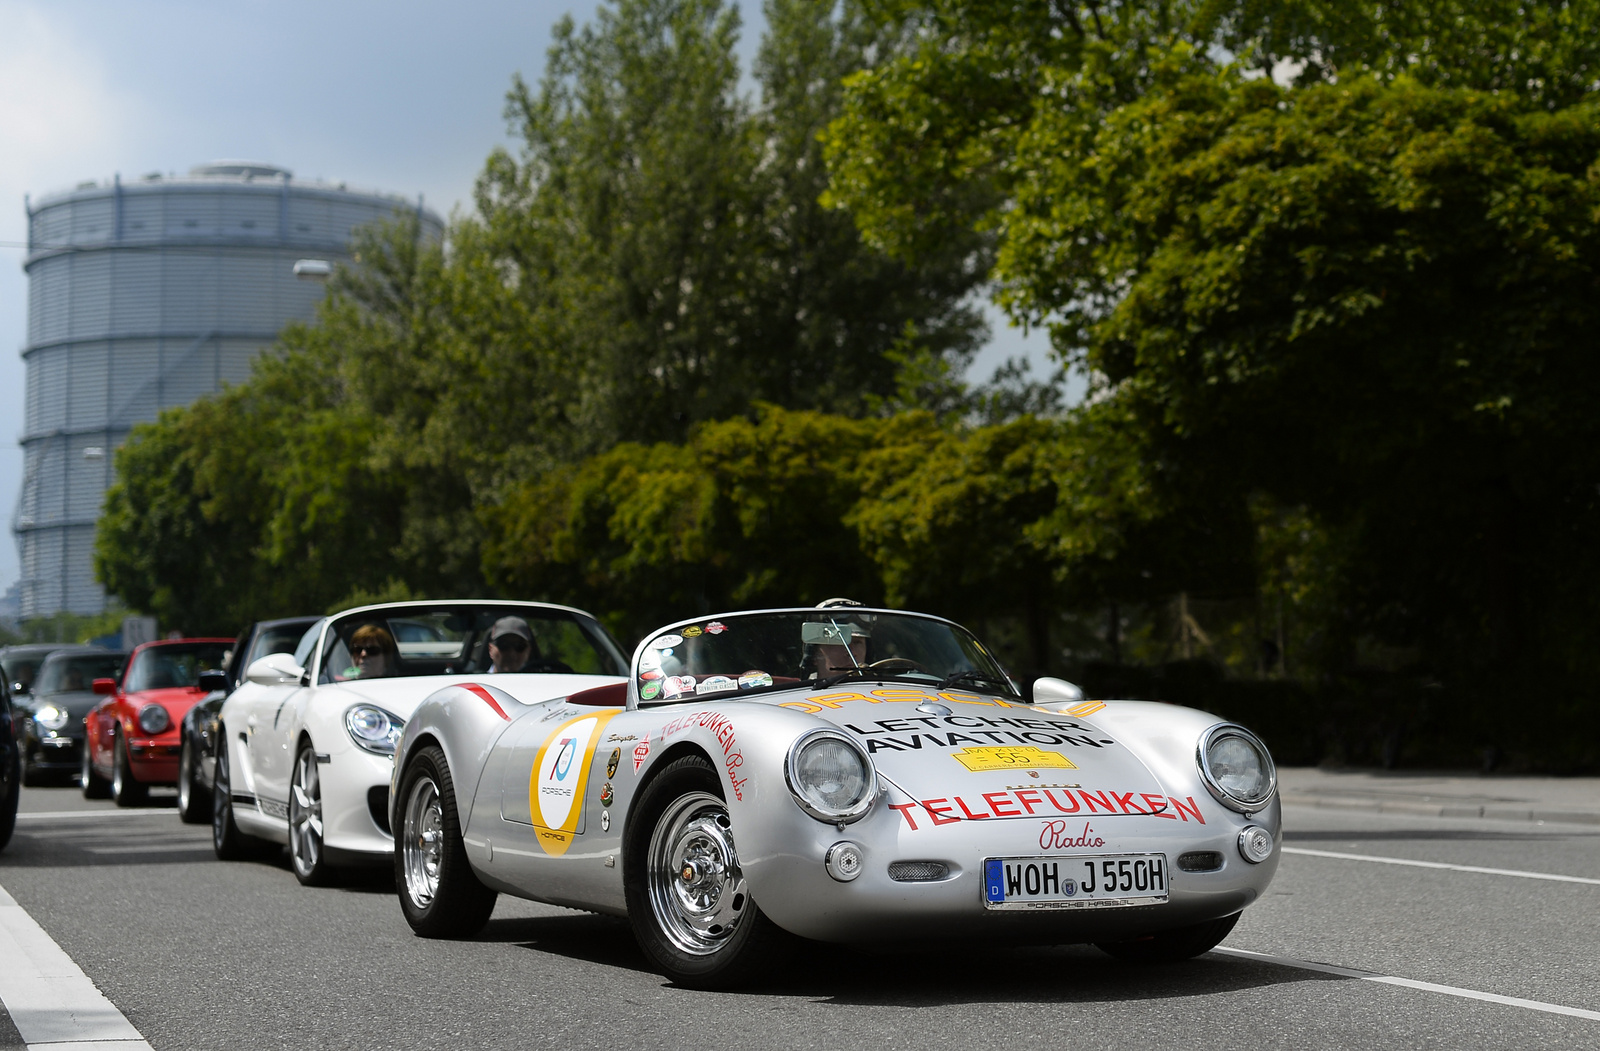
487, 617, 535, 673
350, 625, 398, 679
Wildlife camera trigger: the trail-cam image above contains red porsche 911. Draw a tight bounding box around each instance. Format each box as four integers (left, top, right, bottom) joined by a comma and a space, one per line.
84, 639, 232, 807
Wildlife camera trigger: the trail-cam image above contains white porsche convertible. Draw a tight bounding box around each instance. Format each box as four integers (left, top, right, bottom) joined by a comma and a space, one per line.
212, 600, 628, 884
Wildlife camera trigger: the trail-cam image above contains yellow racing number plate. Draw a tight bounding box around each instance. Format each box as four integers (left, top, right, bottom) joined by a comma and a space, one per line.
952, 746, 1077, 772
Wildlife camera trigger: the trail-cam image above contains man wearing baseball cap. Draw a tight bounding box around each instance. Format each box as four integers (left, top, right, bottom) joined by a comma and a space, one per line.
487, 616, 536, 674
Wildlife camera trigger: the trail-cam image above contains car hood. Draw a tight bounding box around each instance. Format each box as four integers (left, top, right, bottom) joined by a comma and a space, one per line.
330, 673, 624, 719
28, 690, 101, 718
759, 687, 1176, 819
127, 686, 208, 716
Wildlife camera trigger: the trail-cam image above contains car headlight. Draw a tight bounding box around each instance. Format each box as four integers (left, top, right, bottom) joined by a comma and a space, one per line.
1197, 724, 1276, 812
344, 705, 404, 755
785, 729, 876, 824
137, 704, 171, 735
33, 705, 68, 731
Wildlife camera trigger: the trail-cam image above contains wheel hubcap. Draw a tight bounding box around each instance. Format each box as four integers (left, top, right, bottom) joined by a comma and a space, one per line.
402, 776, 443, 908
290, 750, 323, 874
647, 791, 747, 956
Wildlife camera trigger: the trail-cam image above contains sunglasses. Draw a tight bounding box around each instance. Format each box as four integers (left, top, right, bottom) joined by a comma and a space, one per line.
494, 637, 530, 651
353, 645, 385, 658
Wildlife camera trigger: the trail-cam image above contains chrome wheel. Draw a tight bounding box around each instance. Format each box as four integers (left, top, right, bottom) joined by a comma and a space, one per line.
289, 747, 324, 878
401, 775, 443, 909
646, 790, 748, 956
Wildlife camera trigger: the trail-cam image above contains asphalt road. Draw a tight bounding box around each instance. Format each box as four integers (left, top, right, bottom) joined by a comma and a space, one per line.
3, 780, 1598, 1050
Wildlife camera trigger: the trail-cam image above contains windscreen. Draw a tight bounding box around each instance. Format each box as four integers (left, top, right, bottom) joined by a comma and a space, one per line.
634, 610, 1016, 704
125, 644, 233, 693
320, 606, 628, 683
249, 624, 312, 667
37, 654, 126, 695
3, 655, 49, 693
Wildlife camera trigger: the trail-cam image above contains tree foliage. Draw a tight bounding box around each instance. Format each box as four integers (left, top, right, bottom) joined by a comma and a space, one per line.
94, 0, 997, 636
825, 1, 1600, 717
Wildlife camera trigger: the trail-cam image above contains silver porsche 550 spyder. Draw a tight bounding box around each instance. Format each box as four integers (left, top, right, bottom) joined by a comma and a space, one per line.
390, 606, 1280, 987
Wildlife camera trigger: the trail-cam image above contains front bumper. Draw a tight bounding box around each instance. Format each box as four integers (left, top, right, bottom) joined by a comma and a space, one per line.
742, 793, 1281, 944
127, 736, 182, 783
318, 744, 396, 859
25, 732, 82, 770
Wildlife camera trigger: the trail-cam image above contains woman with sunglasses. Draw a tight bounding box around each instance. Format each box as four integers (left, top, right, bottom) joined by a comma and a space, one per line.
348, 625, 398, 679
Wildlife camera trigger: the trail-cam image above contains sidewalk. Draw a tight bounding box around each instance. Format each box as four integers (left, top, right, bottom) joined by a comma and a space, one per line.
1278, 767, 1600, 826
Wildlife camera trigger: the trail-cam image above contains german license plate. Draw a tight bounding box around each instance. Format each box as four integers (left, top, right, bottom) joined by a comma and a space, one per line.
982, 853, 1169, 910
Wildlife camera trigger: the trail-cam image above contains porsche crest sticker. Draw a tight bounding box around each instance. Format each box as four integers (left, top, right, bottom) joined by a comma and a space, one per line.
529, 710, 620, 856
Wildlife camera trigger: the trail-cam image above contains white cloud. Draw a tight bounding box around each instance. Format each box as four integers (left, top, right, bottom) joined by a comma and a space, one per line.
0, 3, 141, 217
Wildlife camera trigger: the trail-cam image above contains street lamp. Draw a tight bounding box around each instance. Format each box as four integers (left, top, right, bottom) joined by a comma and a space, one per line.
293, 258, 333, 281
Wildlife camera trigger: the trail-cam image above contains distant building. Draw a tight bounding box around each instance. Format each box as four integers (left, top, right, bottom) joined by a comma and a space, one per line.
13, 162, 443, 617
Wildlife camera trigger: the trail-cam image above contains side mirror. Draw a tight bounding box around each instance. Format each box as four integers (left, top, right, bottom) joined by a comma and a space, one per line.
1032, 676, 1086, 706
246, 652, 305, 687
92, 678, 118, 696
197, 669, 229, 693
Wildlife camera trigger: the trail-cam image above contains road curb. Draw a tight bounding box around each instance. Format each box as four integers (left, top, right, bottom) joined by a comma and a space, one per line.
1280, 792, 1600, 826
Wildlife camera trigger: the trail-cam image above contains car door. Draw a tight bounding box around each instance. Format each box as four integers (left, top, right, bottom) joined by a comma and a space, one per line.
239, 625, 318, 821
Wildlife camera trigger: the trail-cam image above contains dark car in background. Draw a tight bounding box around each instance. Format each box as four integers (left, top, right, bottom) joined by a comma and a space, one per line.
177, 617, 318, 823
18, 647, 129, 786
1, 675, 18, 853
1, 643, 68, 706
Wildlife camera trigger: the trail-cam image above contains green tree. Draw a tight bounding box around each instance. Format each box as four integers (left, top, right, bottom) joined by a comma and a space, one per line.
825, 1, 1600, 762
477, 0, 988, 447
96, 0, 995, 631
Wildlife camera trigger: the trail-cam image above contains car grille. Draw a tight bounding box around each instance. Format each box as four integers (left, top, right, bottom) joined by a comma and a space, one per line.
368, 786, 391, 835
1177, 850, 1224, 872
887, 860, 951, 882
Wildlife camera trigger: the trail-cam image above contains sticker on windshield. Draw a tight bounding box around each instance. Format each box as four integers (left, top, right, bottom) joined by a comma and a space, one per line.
640, 680, 661, 700
705, 621, 728, 635
651, 634, 683, 650
663, 675, 696, 697
738, 670, 772, 689
696, 675, 736, 696
681, 625, 704, 638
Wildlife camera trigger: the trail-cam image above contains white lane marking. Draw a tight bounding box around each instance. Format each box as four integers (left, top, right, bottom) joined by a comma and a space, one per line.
1215, 946, 1600, 1022
0, 880, 156, 1051
1283, 846, 1600, 886
17, 809, 176, 821
82, 843, 212, 854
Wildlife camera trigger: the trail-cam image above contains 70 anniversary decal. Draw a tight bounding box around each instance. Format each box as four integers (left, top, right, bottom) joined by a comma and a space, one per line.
529, 710, 621, 856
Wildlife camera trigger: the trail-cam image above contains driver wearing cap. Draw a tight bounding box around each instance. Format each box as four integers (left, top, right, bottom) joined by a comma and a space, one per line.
487, 617, 536, 673
807, 621, 869, 679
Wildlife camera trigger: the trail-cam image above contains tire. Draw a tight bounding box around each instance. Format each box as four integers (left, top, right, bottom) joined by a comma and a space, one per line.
0, 747, 18, 852
289, 742, 337, 886
396, 745, 497, 938
81, 735, 110, 799
111, 733, 148, 807
1095, 912, 1242, 963
176, 738, 210, 824
623, 754, 788, 989
212, 733, 274, 861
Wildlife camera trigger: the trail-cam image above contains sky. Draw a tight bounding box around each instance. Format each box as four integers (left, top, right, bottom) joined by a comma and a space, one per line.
0, 0, 1057, 597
